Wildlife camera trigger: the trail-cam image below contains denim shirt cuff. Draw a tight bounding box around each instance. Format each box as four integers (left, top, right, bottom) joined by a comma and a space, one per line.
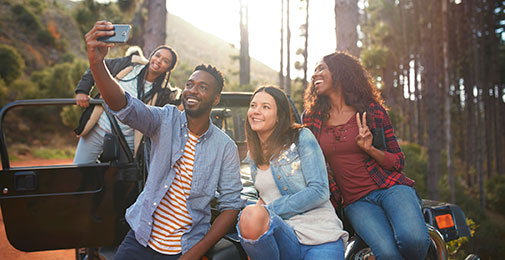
108, 92, 134, 120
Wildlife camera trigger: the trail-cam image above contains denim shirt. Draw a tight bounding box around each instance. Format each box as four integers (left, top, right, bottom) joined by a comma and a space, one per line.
111, 92, 245, 253
250, 128, 330, 219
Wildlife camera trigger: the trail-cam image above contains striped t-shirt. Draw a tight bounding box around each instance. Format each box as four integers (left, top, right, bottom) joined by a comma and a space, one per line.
148, 131, 199, 254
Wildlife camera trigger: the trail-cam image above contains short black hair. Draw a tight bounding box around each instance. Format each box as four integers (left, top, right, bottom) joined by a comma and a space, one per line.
193, 64, 224, 93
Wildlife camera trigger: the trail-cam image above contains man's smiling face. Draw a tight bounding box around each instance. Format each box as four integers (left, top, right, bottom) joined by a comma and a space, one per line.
182, 70, 220, 118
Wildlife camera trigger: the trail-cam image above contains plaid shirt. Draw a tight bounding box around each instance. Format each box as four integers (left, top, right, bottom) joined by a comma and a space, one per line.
302, 102, 414, 208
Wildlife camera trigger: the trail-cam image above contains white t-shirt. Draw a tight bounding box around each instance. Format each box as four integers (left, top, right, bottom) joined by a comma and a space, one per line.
97, 65, 153, 136
255, 167, 348, 245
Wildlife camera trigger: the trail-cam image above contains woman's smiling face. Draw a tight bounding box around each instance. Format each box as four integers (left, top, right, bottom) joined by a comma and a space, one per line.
248, 91, 278, 140
149, 48, 173, 75
311, 60, 334, 96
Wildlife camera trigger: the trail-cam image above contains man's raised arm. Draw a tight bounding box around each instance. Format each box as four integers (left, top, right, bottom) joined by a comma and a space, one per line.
85, 20, 127, 111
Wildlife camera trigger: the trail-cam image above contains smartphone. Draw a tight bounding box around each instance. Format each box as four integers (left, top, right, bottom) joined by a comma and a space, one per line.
98, 24, 131, 43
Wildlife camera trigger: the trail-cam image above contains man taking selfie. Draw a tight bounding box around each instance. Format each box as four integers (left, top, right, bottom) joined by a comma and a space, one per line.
85, 20, 244, 260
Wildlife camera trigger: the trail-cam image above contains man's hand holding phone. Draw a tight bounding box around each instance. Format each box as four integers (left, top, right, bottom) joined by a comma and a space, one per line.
85, 21, 115, 65
97, 24, 131, 43
85, 22, 131, 64
84, 21, 129, 111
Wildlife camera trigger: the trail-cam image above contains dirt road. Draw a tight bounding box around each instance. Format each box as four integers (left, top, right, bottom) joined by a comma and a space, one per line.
1, 158, 75, 260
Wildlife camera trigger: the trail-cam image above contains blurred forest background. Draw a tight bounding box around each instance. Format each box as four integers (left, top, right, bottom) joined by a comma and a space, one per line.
1, 0, 505, 258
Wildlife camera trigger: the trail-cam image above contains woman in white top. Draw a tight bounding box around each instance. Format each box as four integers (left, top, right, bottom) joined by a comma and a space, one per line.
236, 85, 348, 260
73, 45, 180, 164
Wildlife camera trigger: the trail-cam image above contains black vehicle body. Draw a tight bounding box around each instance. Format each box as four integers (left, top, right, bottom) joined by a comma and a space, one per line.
0, 93, 254, 259
0, 93, 476, 260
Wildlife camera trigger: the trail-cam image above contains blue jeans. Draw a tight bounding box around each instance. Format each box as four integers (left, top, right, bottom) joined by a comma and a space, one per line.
113, 230, 181, 260
237, 208, 345, 260
73, 124, 134, 164
344, 185, 430, 260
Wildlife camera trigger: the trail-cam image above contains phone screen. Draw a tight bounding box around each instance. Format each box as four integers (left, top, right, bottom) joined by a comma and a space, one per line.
98, 24, 131, 43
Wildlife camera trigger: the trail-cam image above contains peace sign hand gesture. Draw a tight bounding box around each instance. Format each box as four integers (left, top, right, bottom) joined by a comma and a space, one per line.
355, 112, 373, 152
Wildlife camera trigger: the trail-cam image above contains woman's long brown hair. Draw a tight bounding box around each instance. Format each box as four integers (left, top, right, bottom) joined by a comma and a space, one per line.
304, 51, 384, 121
246, 86, 302, 166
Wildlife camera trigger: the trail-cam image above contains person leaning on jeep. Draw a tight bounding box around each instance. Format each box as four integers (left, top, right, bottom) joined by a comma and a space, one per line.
73, 44, 181, 164
84, 20, 244, 260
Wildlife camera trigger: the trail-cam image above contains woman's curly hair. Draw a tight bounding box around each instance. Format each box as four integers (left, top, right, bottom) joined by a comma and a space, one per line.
304, 51, 384, 120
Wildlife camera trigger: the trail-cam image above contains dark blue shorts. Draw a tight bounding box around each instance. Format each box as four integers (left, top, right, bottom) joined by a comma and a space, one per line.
113, 230, 182, 260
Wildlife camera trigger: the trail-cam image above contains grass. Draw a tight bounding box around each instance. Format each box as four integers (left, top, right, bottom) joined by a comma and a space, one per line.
9, 144, 75, 161
31, 147, 75, 159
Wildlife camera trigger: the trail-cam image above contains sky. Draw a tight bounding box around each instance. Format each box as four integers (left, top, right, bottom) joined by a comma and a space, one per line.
167, 0, 338, 79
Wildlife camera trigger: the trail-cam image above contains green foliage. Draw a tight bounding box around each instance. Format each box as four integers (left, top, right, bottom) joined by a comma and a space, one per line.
10, 4, 56, 47
399, 142, 505, 259
485, 175, 505, 216
60, 105, 83, 129
0, 44, 25, 84
29, 60, 86, 98
290, 78, 305, 115
0, 78, 8, 107
401, 143, 428, 197
32, 147, 74, 159
9, 79, 39, 100
73, 0, 128, 36
471, 217, 505, 258
28, 0, 45, 14
12, 4, 42, 32
372, 21, 393, 44
361, 45, 390, 77
118, 0, 136, 12
387, 109, 403, 136
62, 52, 76, 63
71, 60, 88, 84
447, 218, 478, 259
74, 7, 98, 36
37, 29, 56, 46
169, 62, 195, 89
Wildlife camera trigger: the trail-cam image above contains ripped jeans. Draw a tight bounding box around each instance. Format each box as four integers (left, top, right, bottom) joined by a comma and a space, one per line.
236, 207, 345, 260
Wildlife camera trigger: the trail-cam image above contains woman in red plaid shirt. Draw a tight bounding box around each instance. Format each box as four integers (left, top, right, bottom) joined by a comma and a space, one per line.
303, 51, 430, 260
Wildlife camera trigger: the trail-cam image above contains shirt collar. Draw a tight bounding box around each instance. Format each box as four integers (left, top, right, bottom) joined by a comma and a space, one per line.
180, 111, 214, 140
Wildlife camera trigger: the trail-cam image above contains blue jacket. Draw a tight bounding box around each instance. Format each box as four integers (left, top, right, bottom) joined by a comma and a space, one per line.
250, 128, 330, 219
111, 92, 244, 253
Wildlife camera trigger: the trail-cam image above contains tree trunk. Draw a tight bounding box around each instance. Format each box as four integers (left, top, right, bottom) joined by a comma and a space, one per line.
496, 87, 504, 175
130, 1, 148, 48
239, 0, 250, 86
279, 0, 284, 89
463, 0, 476, 187
143, 0, 167, 57
334, 0, 359, 57
286, 0, 291, 95
302, 0, 309, 91
413, 0, 423, 146
399, 0, 410, 141
422, 0, 442, 200
442, 0, 455, 203
486, 0, 501, 176
499, 92, 505, 174
382, 60, 396, 110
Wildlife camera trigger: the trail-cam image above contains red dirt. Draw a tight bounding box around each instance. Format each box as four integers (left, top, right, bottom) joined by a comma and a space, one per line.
1, 158, 75, 259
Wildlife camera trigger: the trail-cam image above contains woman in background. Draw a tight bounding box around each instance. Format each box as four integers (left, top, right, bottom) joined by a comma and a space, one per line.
73, 45, 180, 164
